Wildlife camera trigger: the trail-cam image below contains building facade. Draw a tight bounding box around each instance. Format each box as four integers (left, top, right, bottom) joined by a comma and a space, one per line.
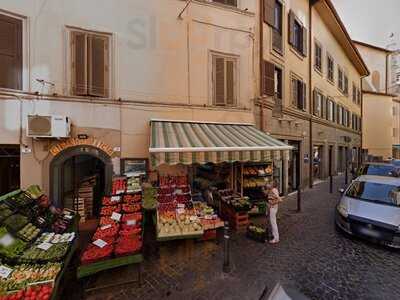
257, 0, 368, 191
354, 40, 399, 160
0, 0, 258, 197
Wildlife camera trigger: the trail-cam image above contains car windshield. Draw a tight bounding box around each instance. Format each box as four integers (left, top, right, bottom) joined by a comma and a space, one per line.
346, 181, 400, 207
362, 165, 397, 177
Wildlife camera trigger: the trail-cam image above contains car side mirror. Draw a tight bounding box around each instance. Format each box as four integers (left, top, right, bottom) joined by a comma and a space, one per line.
338, 188, 345, 194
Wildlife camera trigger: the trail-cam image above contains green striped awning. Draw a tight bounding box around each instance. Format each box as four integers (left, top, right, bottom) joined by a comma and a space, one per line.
149, 119, 292, 168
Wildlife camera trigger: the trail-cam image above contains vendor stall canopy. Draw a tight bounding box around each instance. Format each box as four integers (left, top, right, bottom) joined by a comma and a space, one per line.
149, 119, 292, 167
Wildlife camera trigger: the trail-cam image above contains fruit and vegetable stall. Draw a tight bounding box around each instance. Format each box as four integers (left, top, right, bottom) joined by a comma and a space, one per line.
0, 186, 79, 300
77, 175, 143, 286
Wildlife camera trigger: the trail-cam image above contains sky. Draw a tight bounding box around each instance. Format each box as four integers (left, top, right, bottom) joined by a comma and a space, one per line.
332, 0, 400, 50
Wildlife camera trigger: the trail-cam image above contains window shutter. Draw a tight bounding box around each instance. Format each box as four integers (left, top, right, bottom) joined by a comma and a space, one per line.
264, 61, 275, 96
344, 76, 348, 95
292, 78, 298, 106
214, 57, 225, 105
313, 89, 317, 116
301, 82, 306, 110
0, 14, 22, 90
226, 60, 235, 105
71, 31, 87, 96
88, 35, 109, 97
288, 10, 295, 46
264, 0, 275, 27
302, 26, 308, 57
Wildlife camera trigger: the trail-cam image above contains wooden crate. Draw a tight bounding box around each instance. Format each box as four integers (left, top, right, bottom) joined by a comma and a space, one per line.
220, 202, 249, 231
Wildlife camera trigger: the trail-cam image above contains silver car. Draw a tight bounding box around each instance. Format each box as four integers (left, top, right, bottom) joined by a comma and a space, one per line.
335, 175, 400, 248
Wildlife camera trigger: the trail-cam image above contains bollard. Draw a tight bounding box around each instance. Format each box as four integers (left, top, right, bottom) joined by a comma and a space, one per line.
345, 167, 348, 185
223, 222, 230, 273
297, 187, 301, 212
329, 174, 333, 194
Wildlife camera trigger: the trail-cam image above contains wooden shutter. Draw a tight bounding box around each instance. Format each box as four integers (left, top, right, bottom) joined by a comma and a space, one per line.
288, 10, 295, 45
0, 14, 22, 90
71, 31, 87, 95
88, 34, 109, 97
226, 60, 235, 105
264, 0, 275, 27
344, 75, 348, 95
302, 26, 307, 57
301, 82, 306, 110
214, 56, 225, 105
292, 78, 298, 106
264, 61, 275, 96
312, 89, 317, 116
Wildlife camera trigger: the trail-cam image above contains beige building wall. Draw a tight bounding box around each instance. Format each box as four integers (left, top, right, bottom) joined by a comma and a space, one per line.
0, 0, 257, 193
362, 93, 393, 159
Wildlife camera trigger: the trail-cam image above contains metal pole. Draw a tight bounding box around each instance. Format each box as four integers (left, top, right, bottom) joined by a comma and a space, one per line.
297, 184, 301, 212
223, 222, 230, 273
345, 148, 348, 185
329, 174, 333, 194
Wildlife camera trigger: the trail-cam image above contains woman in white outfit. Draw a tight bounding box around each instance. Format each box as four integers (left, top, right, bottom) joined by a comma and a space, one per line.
265, 181, 281, 244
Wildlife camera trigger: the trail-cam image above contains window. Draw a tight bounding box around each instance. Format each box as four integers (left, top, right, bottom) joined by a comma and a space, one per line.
213, 54, 237, 106
213, 0, 237, 7
394, 106, 397, 116
288, 10, 307, 57
337, 105, 343, 125
346, 181, 400, 207
313, 90, 323, 117
0, 14, 22, 90
291, 77, 306, 110
70, 30, 111, 97
338, 67, 343, 91
327, 55, 334, 82
272, 1, 283, 53
357, 89, 361, 105
344, 74, 349, 95
327, 98, 335, 122
274, 66, 283, 100
262, 60, 275, 96
352, 84, 357, 103
314, 42, 322, 72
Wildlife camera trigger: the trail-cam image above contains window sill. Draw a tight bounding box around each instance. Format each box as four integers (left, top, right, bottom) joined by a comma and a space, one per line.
314, 66, 323, 77
327, 78, 334, 86
289, 46, 305, 61
193, 0, 255, 16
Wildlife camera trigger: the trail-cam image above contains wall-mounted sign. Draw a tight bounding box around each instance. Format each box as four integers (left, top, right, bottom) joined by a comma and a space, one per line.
49, 138, 114, 157
304, 154, 309, 163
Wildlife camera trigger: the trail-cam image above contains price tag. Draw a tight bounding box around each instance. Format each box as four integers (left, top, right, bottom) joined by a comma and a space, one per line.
68, 234, 75, 242
204, 215, 213, 220
37, 242, 53, 251
116, 190, 125, 195
190, 216, 197, 221
0, 234, 14, 247
175, 189, 182, 195
111, 196, 120, 202
176, 208, 185, 214
93, 239, 107, 248
111, 212, 122, 222
0, 265, 13, 279
64, 214, 73, 220
177, 203, 185, 208
127, 220, 136, 226
101, 224, 112, 230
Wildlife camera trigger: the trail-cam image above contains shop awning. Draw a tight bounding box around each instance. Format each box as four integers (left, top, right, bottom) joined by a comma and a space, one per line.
149, 119, 292, 167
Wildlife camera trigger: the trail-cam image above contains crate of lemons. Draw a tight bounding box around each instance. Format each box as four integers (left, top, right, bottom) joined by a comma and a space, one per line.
157, 210, 203, 239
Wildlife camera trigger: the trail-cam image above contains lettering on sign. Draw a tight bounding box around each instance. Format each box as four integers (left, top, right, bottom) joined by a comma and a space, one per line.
49, 138, 115, 157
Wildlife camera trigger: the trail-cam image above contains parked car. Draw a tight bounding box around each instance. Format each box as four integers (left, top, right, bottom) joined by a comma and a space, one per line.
335, 175, 400, 248
355, 163, 400, 178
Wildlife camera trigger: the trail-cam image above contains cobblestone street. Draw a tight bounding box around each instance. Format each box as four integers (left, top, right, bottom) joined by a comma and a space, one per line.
82, 176, 400, 300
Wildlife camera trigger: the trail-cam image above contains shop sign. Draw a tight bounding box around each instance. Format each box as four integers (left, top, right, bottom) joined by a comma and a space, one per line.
49, 138, 114, 157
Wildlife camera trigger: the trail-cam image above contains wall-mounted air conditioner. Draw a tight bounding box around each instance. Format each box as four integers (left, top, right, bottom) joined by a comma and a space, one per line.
27, 115, 71, 138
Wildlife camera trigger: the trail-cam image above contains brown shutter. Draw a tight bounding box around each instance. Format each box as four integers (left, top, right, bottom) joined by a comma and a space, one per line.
214, 57, 225, 105
0, 14, 22, 90
288, 10, 295, 45
71, 31, 87, 95
301, 82, 306, 110
226, 60, 235, 105
292, 78, 298, 106
88, 34, 109, 97
313, 89, 317, 115
264, 61, 275, 96
302, 26, 308, 57
264, 0, 275, 27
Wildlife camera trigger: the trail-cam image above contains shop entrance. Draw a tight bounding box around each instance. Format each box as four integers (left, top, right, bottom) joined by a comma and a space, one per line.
288, 141, 300, 193
338, 146, 344, 173
50, 145, 113, 220
0, 145, 20, 195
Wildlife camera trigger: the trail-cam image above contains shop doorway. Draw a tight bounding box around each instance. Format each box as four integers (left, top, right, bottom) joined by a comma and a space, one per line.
328, 146, 333, 176
337, 146, 344, 173
0, 145, 20, 195
50, 146, 113, 219
288, 141, 300, 193
313, 145, 323, 181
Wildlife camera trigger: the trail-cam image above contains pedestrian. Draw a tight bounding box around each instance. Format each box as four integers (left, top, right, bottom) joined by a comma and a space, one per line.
264, 181, 282, 244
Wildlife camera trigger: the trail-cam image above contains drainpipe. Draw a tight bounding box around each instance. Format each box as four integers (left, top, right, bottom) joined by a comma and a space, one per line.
308, 1, 313, 189
259, 0, 264, 131
360, 78, 363, 164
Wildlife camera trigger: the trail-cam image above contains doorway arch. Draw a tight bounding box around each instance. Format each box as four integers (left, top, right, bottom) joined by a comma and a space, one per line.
50, 145, 113, 208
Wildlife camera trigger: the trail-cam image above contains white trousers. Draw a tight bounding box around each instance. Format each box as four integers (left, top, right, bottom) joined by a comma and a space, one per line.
269, 205, 279, 241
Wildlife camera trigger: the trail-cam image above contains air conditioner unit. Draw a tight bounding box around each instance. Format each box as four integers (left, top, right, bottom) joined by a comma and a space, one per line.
27, 115, 71, 138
